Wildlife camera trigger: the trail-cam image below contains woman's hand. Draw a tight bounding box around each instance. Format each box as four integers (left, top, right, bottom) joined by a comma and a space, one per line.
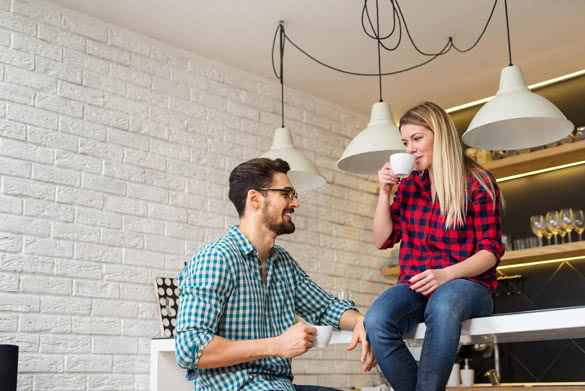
409, 269, 451, 296
378, 162, 400, 195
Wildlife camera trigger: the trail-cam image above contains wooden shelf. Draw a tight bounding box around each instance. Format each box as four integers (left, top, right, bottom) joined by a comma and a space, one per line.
380, 241, 585, 277
446, 385, 585, 390
497, 240, 585, 267
483, 140, 585, 180
380, 265, 400, 276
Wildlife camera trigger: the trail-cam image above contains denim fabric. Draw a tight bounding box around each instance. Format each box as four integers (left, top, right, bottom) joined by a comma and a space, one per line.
293, 386, 344, 391
364, 280, 493, 391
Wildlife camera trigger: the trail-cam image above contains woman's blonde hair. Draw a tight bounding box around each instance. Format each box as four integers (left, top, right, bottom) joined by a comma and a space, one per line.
399, 102, 496, 230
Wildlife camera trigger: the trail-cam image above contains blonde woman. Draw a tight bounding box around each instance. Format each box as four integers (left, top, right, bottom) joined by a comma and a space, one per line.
364, 102, 504, 391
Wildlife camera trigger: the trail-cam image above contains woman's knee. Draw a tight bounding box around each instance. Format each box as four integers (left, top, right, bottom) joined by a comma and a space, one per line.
425, 279, 492, 324
424, 299, 463, 326
364, 299, 400, 337
364, 301, 390, 333
365, 285, 422, 338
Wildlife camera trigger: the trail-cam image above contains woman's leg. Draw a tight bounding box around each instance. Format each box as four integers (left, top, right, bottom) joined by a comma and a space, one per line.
416, 279, 493, 391
364, 283, 427, 391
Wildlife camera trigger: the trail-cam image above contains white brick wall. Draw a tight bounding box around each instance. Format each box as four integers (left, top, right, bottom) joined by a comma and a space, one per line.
0, 1, 393, 390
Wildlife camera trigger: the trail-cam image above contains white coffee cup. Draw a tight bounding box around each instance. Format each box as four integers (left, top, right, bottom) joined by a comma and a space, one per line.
313, 325, 333, 348
390, 152, 415, 178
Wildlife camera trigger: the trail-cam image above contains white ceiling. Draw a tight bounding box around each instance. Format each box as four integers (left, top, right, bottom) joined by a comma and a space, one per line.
48, 0, 585, 117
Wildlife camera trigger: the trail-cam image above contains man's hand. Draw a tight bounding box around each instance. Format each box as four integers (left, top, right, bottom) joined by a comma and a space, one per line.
274, 322, 316, 358
346, 315, 377, 372
409, 268, 451, 296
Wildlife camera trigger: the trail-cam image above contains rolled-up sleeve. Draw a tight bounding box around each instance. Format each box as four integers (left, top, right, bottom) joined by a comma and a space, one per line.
292, 260, 357, 328
174, 249, 233, 369
471, 184, 505, 264
381, 184, 404, 249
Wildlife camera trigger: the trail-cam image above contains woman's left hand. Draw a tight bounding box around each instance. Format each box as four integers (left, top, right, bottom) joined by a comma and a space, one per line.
409, 269, 451, 296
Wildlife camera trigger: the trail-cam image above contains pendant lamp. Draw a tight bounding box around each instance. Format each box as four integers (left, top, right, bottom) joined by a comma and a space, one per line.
261, 23, 326, 191
336, 2, 405, 176
337, 102, 403, 175
462, 0, 574, 150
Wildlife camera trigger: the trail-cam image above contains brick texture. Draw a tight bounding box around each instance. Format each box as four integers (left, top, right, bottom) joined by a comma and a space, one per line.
0, 1, 389, 390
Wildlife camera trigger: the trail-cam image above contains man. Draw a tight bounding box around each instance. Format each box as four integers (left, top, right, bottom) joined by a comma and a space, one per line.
175, 158, 376, 391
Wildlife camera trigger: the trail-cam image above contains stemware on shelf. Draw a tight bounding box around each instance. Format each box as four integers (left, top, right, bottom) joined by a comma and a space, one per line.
574, 209, 585, 241
530, 215, 545, 247
545, 211, 560, 245
543, 229, 553, 246
559, 208, 575, 243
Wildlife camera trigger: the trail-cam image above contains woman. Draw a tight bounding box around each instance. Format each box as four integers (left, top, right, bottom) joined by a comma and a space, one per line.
364, 102, 504, 391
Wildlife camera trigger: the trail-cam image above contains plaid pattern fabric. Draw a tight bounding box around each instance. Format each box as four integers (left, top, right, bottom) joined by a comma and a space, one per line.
175, 226, 356, 391
382, 170, 504, 291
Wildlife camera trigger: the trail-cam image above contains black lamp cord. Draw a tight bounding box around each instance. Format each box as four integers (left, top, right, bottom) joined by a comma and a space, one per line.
376, 0, 383, 102
271, 23, 287, 128
504, 0, 513, 66
279, 23, 285, 127
272, 0, 499, 78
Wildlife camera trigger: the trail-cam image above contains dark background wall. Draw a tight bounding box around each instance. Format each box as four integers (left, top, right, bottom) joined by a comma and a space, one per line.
450, 75, 585, 383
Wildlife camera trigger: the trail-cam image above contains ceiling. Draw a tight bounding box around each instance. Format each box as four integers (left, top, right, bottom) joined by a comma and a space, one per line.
48, 0, 585, 119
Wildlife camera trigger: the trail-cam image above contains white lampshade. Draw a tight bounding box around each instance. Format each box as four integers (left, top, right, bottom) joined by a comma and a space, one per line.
261, 127, 327, 191
462, 66, 574, 150
337, 102, 405, 175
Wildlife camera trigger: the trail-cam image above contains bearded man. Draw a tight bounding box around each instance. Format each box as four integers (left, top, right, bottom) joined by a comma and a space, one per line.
175, 158, 375, 391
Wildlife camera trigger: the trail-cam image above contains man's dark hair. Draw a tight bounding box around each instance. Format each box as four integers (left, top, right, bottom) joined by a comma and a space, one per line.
228, 158, 290, 217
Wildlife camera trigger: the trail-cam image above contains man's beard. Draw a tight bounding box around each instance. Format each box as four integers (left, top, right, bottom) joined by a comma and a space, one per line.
263, 204, 295, 235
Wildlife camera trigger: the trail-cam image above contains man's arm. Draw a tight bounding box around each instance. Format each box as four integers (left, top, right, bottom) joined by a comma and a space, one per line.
197, 322, 317, 369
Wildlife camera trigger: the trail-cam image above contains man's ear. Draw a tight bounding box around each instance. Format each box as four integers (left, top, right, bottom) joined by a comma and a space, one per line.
247, 189, 262, 212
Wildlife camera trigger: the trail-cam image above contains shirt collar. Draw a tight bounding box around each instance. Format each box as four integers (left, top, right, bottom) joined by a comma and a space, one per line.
228, 225, 256, 257
414, 169, 430, 189
228, 225, 278, 259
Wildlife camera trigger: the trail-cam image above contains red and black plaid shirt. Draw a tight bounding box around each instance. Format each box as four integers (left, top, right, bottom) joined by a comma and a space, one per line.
382, 169, 505, 291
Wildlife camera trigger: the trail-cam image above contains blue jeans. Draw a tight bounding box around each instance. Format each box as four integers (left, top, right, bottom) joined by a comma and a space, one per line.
364, 279, 493, 391
294, 386, 342, 391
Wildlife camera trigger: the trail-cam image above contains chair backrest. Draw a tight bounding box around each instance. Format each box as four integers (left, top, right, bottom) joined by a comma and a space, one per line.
153, 277, 180, 338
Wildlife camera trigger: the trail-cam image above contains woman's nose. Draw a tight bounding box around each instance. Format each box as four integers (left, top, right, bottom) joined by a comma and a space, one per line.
406, 144, 416, 154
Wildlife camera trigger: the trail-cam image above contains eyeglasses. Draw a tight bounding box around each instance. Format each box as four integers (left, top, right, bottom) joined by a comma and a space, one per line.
255, 187, 298, 200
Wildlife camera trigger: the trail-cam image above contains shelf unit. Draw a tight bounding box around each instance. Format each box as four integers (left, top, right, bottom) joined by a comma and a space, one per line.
483, 139, 585, 180
445, 385, 585, 390
380, 241, 585, 277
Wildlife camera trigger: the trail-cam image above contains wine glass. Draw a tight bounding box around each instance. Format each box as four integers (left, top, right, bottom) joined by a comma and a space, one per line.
557, 210, 568, 244
545, 211, 560, 245
530, 215, 545, 247
559, 208, 575, 243
543, 230, 553, 246
574, 209, 585, 241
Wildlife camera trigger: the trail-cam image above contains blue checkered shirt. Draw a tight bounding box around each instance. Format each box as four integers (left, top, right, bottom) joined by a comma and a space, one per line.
175, 226, 356, 391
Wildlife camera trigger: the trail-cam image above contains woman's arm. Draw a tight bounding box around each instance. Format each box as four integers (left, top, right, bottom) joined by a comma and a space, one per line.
443, 250, 497, 280
409, 250, 497, 296
373, 190, 393, 249
373, 162, 401, 249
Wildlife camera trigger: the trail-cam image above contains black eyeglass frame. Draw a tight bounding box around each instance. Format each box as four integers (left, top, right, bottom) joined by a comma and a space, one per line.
254, 187, 298, 200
